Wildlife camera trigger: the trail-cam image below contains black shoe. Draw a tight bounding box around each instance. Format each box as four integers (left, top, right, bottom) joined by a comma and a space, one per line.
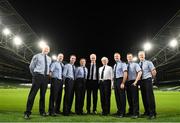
126, 112, 133, 117
80, 112, 84, 115
24, 114, 30, 119
148, 115, 156, 120
93, 111, 97, 114
131, 115, 139, 119
63, 112, 69, 116
140, 112, 149, 118
70, 111, 75, 114
86, 111, 91, 114
113, 111, 120, 115
55, 111, 61, 114
49, 112, 57, 116
102, 112, 107, 116
117, 114, 124, 118
40, 112, 48, 117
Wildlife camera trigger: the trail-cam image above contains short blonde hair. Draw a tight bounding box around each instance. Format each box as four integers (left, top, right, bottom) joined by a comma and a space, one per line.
101, 57, 108, 61
138, 51, 145, 56
90, 54, 96, 58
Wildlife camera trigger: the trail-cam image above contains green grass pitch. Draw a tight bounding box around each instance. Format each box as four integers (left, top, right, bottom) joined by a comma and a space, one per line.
0, 88, 180, 122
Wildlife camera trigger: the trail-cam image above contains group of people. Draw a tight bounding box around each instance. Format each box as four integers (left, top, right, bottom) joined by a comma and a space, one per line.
24, 45, 157, 120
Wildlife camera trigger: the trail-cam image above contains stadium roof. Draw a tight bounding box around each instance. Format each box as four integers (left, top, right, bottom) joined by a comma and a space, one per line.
0, 0, 39, 80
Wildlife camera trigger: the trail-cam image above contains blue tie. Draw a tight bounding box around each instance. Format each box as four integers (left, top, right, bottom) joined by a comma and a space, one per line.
44, 55, 47, 75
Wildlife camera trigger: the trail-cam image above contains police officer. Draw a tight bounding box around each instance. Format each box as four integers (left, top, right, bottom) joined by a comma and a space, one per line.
54, 53, 65, 114
63, 55, 76, 116
99, 57, 113, 116
113, 52, 127, 118
126, 53, 142, 119
24, 45, 51, 119
74, 58, 88, 115
138, 51, 157, 119
86, 54, 99, 114
48, 53, 64, 116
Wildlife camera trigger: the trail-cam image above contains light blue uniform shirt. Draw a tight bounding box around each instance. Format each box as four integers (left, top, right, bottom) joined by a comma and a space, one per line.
63, 63, 76, 80
50, 61, 64, 80
75, 66, 88, 79
114, 60, 127, 78
29, 53, 51, 75
139, 60, 155, 80
127, 62, 141, 81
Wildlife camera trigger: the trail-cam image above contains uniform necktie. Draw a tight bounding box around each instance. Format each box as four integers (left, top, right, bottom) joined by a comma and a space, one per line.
44, 55, 47, 75
140, 61, 143, 80
72, 65, 75, 79
91, 64, 94, 80
60, 62, 63, 78
114, 63, 117, 79
83, 67, 86, 79
127, 63, 130, 72
101, 66, 105, 79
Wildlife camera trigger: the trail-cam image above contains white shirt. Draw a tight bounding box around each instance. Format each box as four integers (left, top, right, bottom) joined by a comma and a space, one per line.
89, 63, 97, 80
99, 65, 113, 81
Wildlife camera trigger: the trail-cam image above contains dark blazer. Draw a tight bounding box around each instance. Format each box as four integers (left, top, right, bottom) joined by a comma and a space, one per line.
87, 63, 99, 81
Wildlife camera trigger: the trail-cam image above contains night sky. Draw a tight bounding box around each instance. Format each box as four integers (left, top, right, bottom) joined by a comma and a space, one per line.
8, 0, 180, 65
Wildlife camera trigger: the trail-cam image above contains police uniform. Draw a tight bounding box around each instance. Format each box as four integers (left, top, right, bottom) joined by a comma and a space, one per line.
113, 60, 127, 116
24, 53, 51, 116
74, 66, 88, 114
48, 61, 64, 115
99, 65, 113, 115
139, 60, 156, 117
126, 62, 141, 116
62, 63, 76, 115
86, 63, 99, 113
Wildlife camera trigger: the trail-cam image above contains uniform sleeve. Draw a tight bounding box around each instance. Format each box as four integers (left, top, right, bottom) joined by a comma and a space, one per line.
29, 55, 37, 75
50, 62, 55, 72
122, 63, 127, 72
135, 63, 141, 72
63, 64, 68, 78
110, 67, 114, 80
75, 67, 79, 79
86, 68, 88, 77
148, 61, 155, 71
98, 67, 101, 79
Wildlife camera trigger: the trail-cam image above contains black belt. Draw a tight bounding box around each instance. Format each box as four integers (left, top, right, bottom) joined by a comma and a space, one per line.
142, 77, 152, 81
100, 79, 111, 82
34, 72, 49, 76
115, 77, 123, 79
52, 78, 62, 81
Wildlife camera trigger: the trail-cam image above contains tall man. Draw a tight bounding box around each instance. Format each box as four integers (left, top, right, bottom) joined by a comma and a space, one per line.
138, 51, 157, 119
113, 52, 127, 117
24, 45, 51, 119
99, 57, 113, 116
48, 53, 64, 116
74, 58, 88, 115
126, 53, 142, 119
86, 54, 99, 114
54, 53, 65, 114
63, 55, 76, 116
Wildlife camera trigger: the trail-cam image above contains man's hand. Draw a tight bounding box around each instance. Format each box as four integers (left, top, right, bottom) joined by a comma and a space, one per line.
132, 82, 137, 86
120, 83, 125, 89
49, 72, 52, 77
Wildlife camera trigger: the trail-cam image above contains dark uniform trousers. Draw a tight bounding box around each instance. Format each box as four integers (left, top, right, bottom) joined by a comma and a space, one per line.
25, 73, 49, 115
99, 80, 111, 115
56, 81, 64, 113
86, 80, 98, 112
140, 77, 156, 116
74, 78, 86, 114
48, 78, 63, 114
114, 77, 126, 115
125, 80, 139, 116
63, 78, 74, 115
